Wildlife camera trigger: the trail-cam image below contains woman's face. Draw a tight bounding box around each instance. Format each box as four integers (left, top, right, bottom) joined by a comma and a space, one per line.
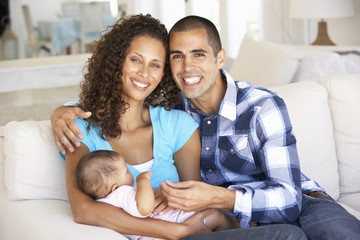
121, 35, 166, 103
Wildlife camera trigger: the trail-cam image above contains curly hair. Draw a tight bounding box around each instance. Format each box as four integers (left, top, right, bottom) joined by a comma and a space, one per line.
79, 14, 180, 139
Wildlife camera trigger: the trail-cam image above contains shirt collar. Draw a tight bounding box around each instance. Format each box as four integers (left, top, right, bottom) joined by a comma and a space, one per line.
218, 69, 237, 121
181, 69, 237, 121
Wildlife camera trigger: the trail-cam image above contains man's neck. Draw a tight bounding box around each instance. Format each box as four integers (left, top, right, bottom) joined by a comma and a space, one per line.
190, 74, 227, 116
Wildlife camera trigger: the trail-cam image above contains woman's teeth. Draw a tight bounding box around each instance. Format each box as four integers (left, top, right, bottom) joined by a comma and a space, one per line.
133, 80, 149, 88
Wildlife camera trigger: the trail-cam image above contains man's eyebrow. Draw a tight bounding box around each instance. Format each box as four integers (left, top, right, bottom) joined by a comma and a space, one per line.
191, 49, 208, 53
170, 50, 182, 55
170, 49, 208, 54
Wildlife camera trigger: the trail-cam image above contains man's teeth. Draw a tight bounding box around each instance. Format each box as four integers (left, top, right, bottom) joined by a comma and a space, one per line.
133, 80, 148, 88
184, 77, 201, 84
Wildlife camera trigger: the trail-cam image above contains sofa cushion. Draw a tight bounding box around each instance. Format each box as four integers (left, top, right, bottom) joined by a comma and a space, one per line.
319, 75, 360, 194
3, 120, 68, 201
291, 51, 347, 83
229, 36, 300, 87
339, 193, 360, 213
271, 81, 340, 199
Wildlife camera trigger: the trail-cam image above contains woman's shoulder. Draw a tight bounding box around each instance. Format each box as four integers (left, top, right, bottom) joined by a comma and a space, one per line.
74, 118, 103, 138
150, 106, 198, 134
150, 106, 194, 121
74, 117, 89, 127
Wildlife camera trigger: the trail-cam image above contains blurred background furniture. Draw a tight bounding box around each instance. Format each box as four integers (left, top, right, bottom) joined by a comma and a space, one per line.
1, 16, 18, 60
37, 1, 114, 55
21, 5, 51, 57
79, 1, 111, 53
38, 18, 79, 55
61, 2, 80, 18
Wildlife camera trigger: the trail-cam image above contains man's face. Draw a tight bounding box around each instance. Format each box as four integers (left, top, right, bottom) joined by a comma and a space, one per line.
169, 29, 224, 100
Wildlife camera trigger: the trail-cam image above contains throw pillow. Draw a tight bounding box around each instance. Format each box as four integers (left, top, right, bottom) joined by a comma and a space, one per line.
229, 36, 300, 87
3, 120, 68, 201
319, 75, 360, 194
271, 81, 340, 200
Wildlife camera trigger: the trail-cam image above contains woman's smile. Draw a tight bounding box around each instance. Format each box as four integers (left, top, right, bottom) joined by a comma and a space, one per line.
131, 78, 150, 89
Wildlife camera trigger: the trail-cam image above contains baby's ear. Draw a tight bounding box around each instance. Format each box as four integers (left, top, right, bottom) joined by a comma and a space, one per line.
111, 184, 119, 193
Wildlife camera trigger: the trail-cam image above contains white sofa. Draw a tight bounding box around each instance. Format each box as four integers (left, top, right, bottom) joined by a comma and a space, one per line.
1, 40, 360, 239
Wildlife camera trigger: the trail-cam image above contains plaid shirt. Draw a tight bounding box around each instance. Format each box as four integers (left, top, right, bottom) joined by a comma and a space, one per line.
174, 69, 323, 228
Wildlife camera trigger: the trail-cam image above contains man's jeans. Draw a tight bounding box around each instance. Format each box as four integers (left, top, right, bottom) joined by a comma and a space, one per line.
298, 193, 360, 240
182, 193, 360, 240
181, 224, 306, 240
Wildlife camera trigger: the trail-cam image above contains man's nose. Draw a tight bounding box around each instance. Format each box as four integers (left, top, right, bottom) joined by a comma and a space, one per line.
183, 56, 193, 71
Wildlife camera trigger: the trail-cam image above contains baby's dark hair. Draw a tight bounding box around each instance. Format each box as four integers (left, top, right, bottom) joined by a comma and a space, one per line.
76, 150, 121, 199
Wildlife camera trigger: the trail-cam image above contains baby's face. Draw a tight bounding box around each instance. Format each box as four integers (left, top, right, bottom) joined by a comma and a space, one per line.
114, 156, 134, 186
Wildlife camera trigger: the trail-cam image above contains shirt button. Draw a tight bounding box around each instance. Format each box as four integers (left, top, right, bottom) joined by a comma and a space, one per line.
208, 169, 212, 172
230, 148, 235, 153
205, 146, 210, 151
207, 120, 211, 125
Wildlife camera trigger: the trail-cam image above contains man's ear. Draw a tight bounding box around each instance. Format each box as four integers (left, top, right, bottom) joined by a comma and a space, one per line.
216, 49, 226, 69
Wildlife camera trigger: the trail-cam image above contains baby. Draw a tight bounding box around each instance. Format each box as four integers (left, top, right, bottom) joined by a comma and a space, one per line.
76, 150, 238, 240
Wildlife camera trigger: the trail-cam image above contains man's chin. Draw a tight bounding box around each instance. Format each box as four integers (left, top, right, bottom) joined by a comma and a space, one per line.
181, 89, 202, 100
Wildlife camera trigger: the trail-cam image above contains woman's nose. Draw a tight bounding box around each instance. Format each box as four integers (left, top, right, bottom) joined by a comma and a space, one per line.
137, 65, 149, 78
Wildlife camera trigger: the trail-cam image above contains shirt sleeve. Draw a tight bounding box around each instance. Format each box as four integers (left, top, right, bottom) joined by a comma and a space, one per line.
63, 101, 80, 107
171, 109, 199, 152
74, 118, 98, 152
59, 118, 104, 160
229, 95, 302, 227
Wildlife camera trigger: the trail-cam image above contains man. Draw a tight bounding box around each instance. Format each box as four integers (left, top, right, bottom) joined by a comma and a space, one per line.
51, 16, 360, 239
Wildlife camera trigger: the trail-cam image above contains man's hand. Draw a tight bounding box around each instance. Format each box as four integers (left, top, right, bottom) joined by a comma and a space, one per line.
51, 106, 91, 155
160, 180, 236, 212
152, 189, 175, 217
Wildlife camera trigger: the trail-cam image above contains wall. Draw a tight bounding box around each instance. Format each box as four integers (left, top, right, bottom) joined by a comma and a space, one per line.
326, 0, 360, 46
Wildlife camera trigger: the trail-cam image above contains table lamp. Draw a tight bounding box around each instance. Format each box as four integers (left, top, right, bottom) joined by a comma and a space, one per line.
289, 0, 355, 45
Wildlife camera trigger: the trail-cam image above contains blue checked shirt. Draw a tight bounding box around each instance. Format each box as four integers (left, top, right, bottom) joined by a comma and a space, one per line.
174, 69, 323, 228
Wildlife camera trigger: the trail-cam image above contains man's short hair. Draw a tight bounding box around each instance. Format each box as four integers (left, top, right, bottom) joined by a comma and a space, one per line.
169, 15, 222, 57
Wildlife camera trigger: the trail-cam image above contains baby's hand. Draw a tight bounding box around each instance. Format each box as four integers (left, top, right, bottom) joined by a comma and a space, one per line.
136, 171, 152, 182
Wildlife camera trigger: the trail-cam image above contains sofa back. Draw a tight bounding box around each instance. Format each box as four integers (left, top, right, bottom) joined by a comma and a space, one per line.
271, 81, 340, 199
319, 75, 360, 195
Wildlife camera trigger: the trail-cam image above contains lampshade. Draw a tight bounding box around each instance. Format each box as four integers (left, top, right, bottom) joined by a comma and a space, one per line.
289, 0, 355, 19
289, 0, 355, 46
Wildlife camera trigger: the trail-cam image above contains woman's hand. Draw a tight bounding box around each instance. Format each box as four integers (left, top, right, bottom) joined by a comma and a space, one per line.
51, 105, 91, 155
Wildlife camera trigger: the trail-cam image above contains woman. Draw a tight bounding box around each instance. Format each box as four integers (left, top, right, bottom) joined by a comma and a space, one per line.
63, 14, 207, 239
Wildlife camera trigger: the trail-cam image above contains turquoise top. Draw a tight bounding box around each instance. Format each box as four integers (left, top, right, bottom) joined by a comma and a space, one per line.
61, 106, 198, 188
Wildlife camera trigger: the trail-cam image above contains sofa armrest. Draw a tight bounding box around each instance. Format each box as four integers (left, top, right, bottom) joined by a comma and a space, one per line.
0, 134, 127, 240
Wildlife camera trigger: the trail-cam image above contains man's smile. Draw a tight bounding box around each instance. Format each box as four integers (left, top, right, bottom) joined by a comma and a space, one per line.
182, 76, 203, 86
